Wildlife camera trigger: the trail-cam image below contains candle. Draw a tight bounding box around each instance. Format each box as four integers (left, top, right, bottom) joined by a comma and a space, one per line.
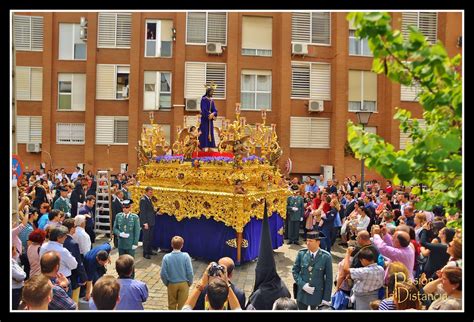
240, 117, 246, 127
271, 124, 276, 132
261, 109, 267, 119
235, 103, 241, 114
176, 125, 181, 133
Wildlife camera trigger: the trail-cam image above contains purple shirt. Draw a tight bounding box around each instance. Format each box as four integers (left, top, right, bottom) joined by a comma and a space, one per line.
373, 234, 415, 281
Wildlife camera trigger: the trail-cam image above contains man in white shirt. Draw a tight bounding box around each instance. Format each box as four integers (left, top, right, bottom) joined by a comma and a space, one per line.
73, 215, 92, 255
40, 226, 78, 297
71, 166, 83, 182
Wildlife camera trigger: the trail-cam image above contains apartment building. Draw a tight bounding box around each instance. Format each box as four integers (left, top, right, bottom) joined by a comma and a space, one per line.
12, 11, 462, 180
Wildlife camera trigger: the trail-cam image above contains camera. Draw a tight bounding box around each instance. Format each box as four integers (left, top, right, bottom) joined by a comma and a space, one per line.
208, 262, 225, 277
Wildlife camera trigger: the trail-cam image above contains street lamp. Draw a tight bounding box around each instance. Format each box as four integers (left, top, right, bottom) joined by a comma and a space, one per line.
355, 110, 373, 193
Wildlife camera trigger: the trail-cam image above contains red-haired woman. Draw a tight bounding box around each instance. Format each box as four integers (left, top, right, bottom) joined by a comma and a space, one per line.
27, 229, 47, 277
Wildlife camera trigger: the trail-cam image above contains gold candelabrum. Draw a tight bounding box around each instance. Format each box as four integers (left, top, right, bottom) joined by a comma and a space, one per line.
136, 112, 171, 165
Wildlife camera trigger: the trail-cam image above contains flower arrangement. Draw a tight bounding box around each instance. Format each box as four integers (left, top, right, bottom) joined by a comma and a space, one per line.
155, 155, 184, 163
242, 155, 265, 164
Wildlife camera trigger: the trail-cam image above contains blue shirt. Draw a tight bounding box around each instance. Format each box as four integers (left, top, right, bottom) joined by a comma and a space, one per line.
18, 222, 34, 254
38, 214, 49, 230
89, 278, 148, 310
160, 251, 193, 286
83, 243, 111, 283
305, 184, 319, 193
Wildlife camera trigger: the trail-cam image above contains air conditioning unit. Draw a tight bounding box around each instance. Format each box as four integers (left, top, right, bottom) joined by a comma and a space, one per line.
80, 28, 88, 40
292, 43, 309, 55
206, 42, 223, 55
26, 143, 41, 153
308, 100, 324, 112
185, 98, 200, 111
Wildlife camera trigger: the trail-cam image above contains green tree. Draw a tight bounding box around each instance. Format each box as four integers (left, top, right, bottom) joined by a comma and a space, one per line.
346, 12, 462, 227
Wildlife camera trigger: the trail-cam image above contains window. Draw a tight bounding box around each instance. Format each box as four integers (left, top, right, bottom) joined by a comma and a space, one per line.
241, 70, 271, 110
16, 116, 42, 143
95, 116, 128, 144
400, 119, 426, 149
402, 12, 437, 44
241, 16, 272, 56
13, 15, 43, 51
186, 12, 227, 45
185, 62, 226, 99
291, 62, 331, 100
348, 70, 377, 112
291, 12, 331, 45
348, 30, 371, 56
15, 67, 43, 101
96, 64, 130, 100
401, 82, 422, 101
59, 23, 87, 60
144, 71, 172, 110
364, 126, 377, 134
56, 123, 85, 144
58, 74, 86, 111
97, 13, 132, 48
143, 124, 171, 144
290, 117, 330, 148
145, 20, 173, 57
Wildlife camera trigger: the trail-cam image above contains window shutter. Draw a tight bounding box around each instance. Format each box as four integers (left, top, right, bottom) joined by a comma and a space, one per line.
185, 62, 206, 99
292, 12, 311, 43
291, 63, 310, 98
96, 64, 116, 100
116, 13, 132, 48
30, 68, 43, 101
187, 12, 206, 44
206, 63, 226, 99
290, 117, 311, 148
31, 16, 44, 51
114, 118, 129, 144
72, 74, 86, 110
401, 83, 421, 101
29, 116, 42, 143
16, 116, 30, 143
70, 123, 85, 143
207, 12, 226, 44
310, 118, 330, 148
401, 12, 419, 41
419, 12, 437, 44
56, 123, 71, 143
15, 67, 30, 100
242, 16, 272, 51
98, 13, 117, 48
311, 12, 330, 44
310, 63, 331, 100
363, 71, 377, 102
59, 23, 74, 60
13, 15, 31, 50
144, 71, 158, 110
95, 116, 114, 144
348, 70, 362, 102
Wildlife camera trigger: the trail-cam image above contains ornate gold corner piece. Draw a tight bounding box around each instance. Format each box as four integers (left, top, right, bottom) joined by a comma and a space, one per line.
277, 227, 284, 236
226, 238, 249, 248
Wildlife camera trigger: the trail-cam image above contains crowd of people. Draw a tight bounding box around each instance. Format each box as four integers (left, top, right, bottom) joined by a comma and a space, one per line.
12, 167, 463, 311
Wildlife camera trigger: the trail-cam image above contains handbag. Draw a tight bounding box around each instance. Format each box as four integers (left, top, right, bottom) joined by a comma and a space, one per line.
331, 289, 349, 310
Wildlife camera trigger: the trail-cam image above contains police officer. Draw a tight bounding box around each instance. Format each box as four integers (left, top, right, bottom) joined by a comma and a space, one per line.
292, 231, 333, 310
113, 200, 141, 258
53, 186, 71, 217
286, 184, 304, 244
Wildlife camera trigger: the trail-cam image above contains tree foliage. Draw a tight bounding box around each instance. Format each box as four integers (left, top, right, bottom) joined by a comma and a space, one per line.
346, 12, 462, 226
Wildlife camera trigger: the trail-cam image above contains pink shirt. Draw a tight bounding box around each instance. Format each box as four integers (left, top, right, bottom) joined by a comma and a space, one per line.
27, 244, 42, 277
373, 234, 415, 281
12, 223, 26, 254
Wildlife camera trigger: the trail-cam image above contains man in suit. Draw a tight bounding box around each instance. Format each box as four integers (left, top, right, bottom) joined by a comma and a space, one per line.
292, 231, 333, 310
62, 218, 88, 305
194, 257, 246, 310
113, 199, 141, 258
139, 187, 157, 259
111, 190, 124, 248
286, 185, 305, 245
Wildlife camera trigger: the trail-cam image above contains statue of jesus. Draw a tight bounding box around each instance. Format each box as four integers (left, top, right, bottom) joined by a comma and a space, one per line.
199, 83, 218, 151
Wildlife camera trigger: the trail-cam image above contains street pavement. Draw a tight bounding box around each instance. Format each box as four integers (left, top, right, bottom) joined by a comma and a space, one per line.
92, 235, 346, 310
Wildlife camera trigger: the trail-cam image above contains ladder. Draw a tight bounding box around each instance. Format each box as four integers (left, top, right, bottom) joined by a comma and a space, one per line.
95, 170, 112, 236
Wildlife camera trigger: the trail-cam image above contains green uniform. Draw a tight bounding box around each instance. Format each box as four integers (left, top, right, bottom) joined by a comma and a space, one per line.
286, 195, 304, 243
113, 212, 141, 257
53, 197, 71, 216
292, 248, 333, 309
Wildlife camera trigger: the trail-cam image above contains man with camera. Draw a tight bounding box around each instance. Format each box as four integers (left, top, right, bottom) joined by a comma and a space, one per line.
292, 231, 333, 310
182, 262, 241, 310
194, 257, 246, 310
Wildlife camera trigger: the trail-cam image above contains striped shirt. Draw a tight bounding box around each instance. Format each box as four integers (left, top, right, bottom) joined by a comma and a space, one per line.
18, 222, 34, 254
349, 263, 385, 294
48, 279, 77, 310
379, 298, 396, 310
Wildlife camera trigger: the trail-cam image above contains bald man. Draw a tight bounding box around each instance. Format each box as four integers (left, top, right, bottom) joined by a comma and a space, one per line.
372, 226, 415, 280
350, 230, 381, 269
193, 257, 246, 310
